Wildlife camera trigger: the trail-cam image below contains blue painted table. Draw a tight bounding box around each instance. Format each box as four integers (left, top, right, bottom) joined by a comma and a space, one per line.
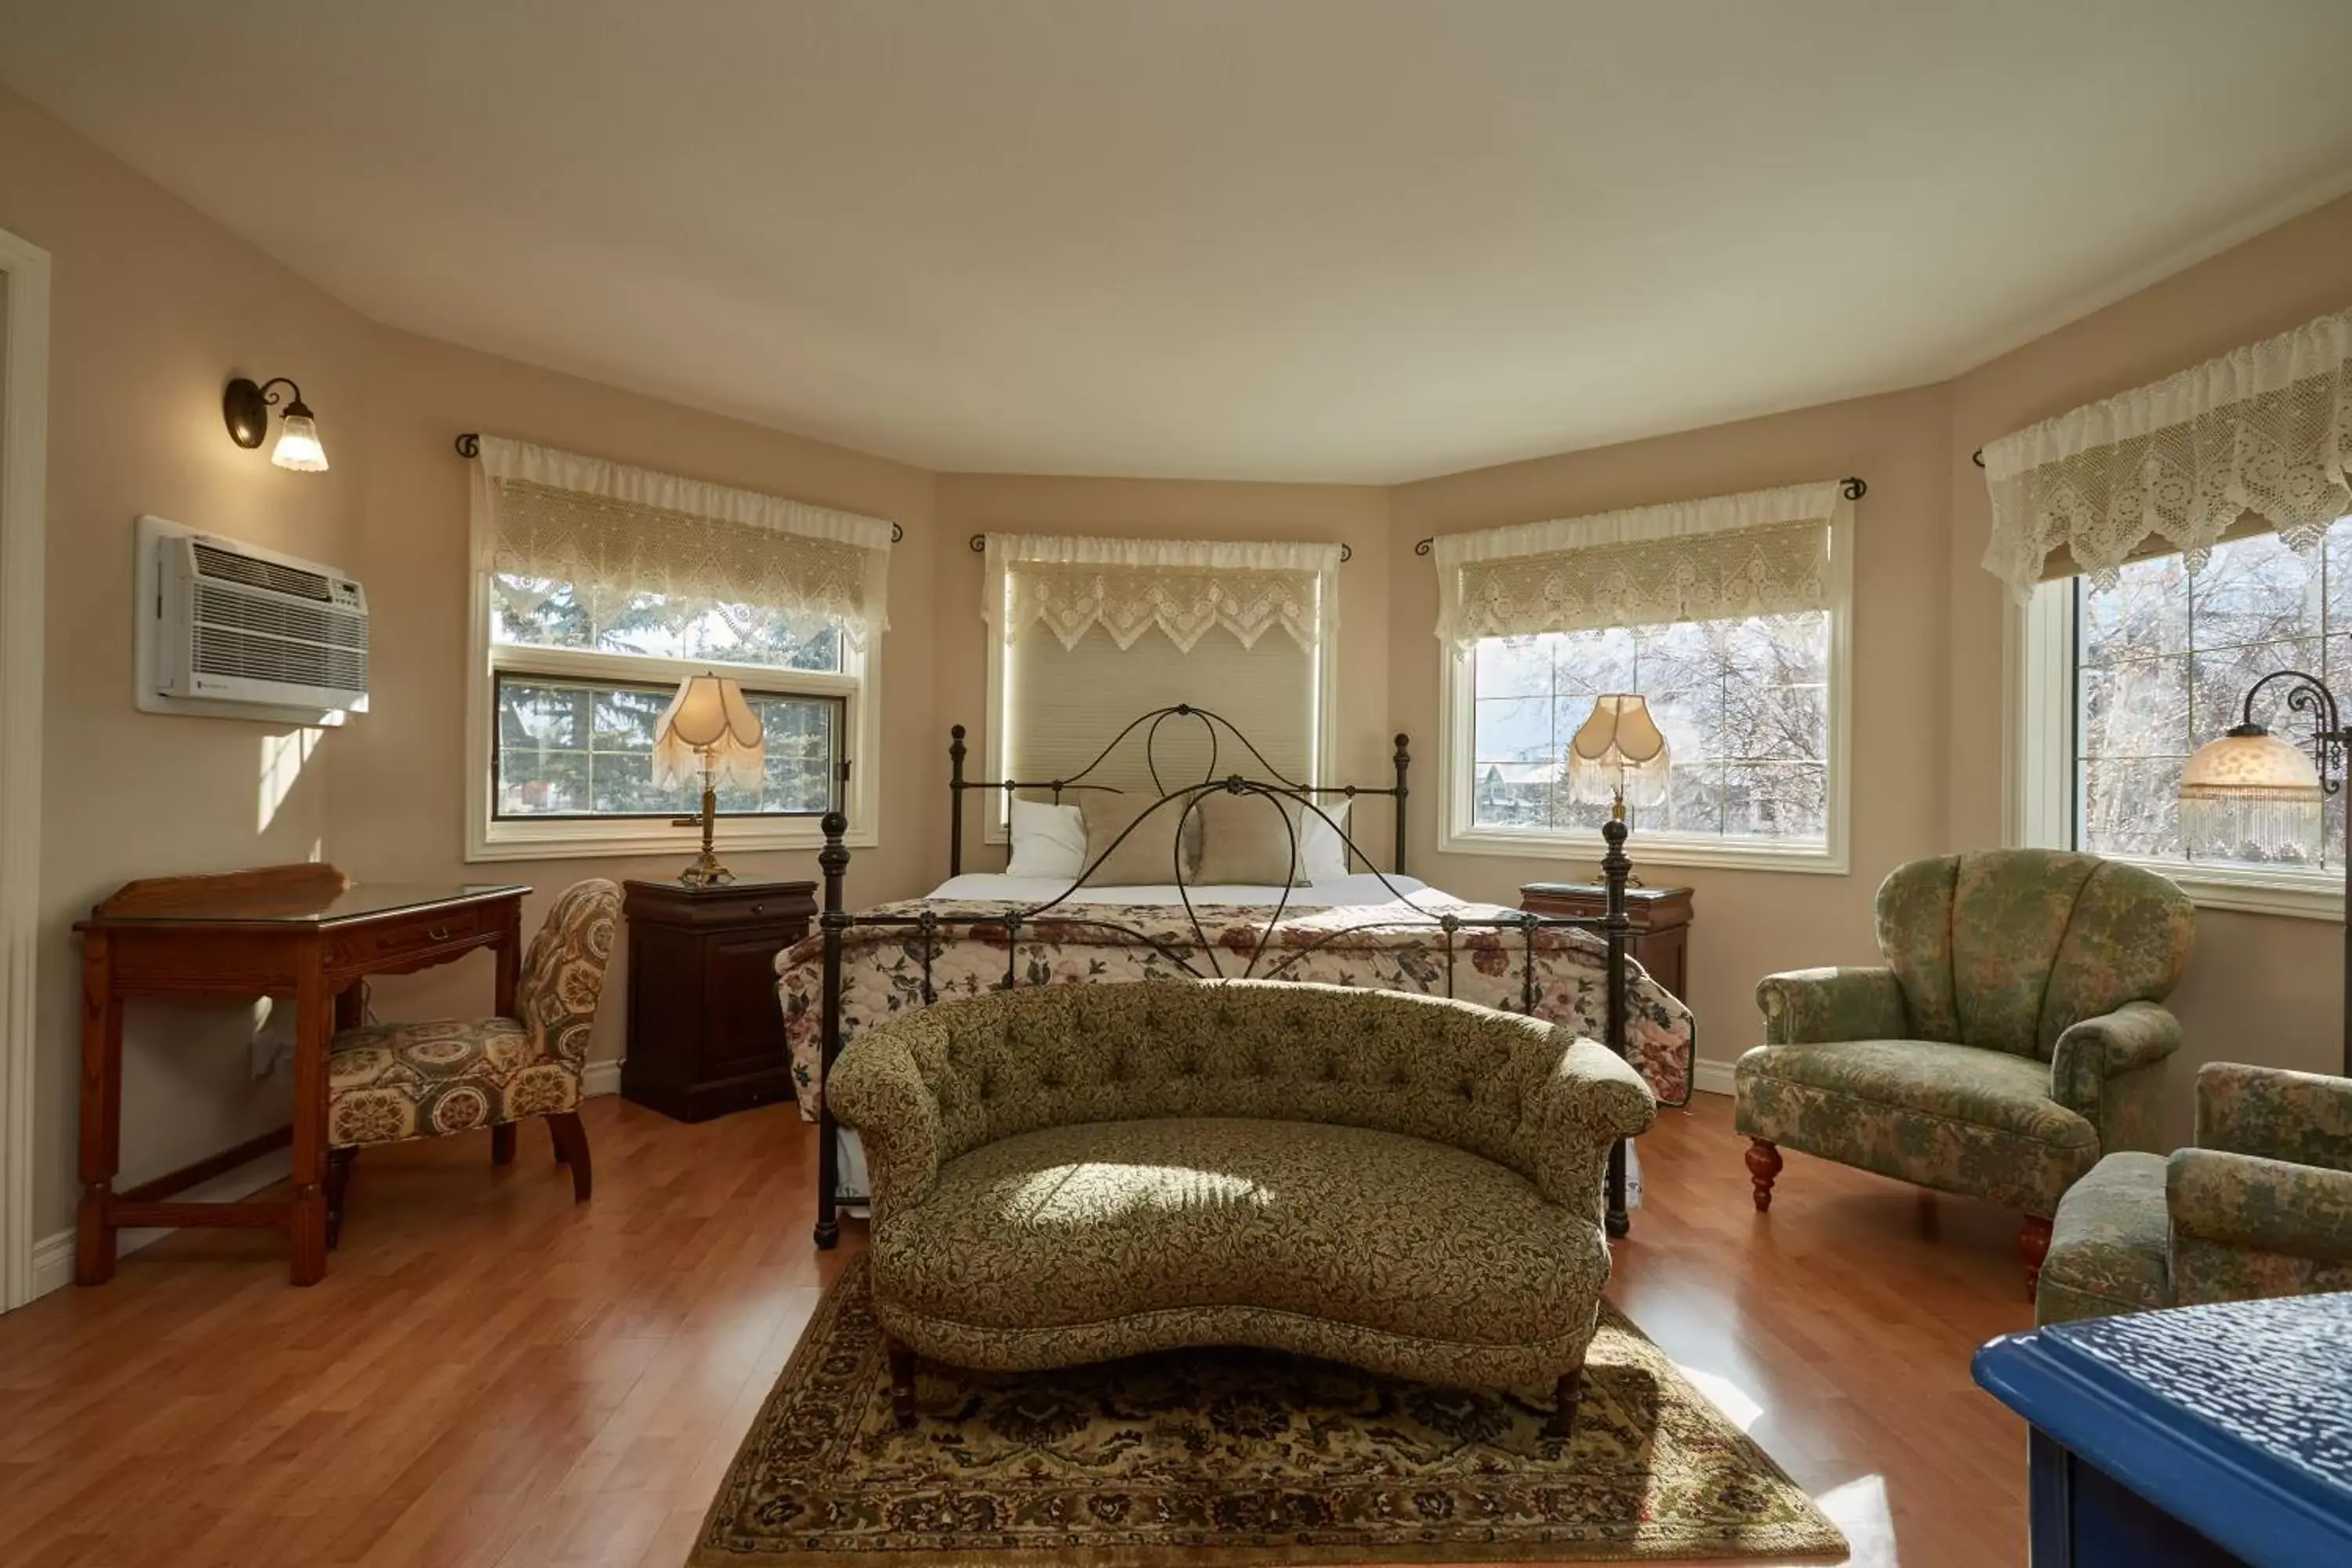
1973, 1293, 2352, 1566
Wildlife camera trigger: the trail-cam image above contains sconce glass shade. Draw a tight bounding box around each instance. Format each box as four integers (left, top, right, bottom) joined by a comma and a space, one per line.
652, 673, 765, 793
2180, 727, 2323, 861
1566, 693, 1671, 810
270, 405, 329, 472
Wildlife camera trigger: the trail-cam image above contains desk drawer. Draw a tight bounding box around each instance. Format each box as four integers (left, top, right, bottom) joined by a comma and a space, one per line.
331, 904, 492, 970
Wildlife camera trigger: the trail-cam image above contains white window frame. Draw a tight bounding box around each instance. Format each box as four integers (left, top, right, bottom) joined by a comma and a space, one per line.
463, 541, 881, 863
1436, 513, 1855, 875
2011, 572, 2340, 920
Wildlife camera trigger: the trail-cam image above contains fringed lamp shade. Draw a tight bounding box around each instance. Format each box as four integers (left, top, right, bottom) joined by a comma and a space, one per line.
2180, 728, 2324, 862
1566, 694, 1671, 810
653, 673, 766, 792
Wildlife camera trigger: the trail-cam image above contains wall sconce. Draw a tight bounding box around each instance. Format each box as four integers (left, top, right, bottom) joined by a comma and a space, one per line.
223, 376, 329, 473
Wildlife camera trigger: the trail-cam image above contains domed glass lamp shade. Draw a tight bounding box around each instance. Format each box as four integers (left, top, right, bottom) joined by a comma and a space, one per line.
2179, 724, 2324, 862
1566, 694, 1671, 817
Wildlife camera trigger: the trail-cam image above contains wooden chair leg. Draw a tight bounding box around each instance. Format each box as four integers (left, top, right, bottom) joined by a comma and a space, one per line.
887, 1340, 918, 1428
547, 1112, 592, 1201
490, 1123, 517, 1166
552, 1119, 568, 1163
2020, 1214, 2053, 1303
324, 1148, 354, 1251
1745, 1138, 1783, 1212
1548, 1366, 1581, 1441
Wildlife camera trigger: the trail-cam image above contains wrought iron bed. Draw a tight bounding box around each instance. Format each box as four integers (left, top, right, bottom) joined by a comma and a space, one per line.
803, 705, 1657, 1250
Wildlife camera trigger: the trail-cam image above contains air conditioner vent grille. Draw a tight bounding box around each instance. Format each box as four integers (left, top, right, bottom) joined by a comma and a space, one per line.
193, 625, 368, 692
191, 541, 332, 603
193, 582, 367, 652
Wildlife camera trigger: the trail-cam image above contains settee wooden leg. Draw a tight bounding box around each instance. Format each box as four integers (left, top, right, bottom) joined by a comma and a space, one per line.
490, 1123, 516, 1166
547, 1113, 593, 1201
886, 1341, 918, 1428
1745, 1138, 1782, 1212
2019, 1214, 2053, 1303
1548, 1367, 1581, 1440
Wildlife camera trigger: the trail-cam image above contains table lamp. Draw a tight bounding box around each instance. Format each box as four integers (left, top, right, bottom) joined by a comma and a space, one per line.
653, 672, 765, 887
2179, 667, 2348, 1074
1566, 693, 1671, 820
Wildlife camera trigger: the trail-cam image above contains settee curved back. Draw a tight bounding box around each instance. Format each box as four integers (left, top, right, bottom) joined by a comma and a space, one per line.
833, 978, 1654, 1203
1874, 848, 2194, 1061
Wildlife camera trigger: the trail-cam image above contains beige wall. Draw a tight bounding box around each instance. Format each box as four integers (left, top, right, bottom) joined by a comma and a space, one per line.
933, 476, 1394, 877
1, 85, 375, 1237
1390, 386, 1955, 1081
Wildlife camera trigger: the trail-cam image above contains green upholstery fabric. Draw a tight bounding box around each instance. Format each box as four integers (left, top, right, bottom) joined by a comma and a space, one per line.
2035, 1065, 2352, 1325
2034, 1152, 2170, 1326
1740, 849, 2192, 1225
1733, 1040, 2098, 1214
829, 978, 1657, 1392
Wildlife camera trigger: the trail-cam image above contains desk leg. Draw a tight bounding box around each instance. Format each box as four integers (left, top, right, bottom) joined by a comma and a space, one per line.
289, 952, 331, 1286
74, 934, 123, 1286
492, 902, 522, 1018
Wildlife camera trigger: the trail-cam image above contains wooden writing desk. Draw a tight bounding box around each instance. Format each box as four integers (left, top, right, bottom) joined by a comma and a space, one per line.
75, 865, 529, 1287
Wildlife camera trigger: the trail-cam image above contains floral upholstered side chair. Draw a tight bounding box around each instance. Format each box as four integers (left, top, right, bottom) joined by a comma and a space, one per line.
1737, 849, 2194, 1298
2037, 1062, 2352, 1325
321, 878, 621, 1246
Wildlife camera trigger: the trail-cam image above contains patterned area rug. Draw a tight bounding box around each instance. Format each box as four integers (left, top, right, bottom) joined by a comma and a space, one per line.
690, 1258, 1843, 1566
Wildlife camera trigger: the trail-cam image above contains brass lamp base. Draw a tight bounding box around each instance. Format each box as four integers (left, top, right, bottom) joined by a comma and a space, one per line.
674, 781, 734, 887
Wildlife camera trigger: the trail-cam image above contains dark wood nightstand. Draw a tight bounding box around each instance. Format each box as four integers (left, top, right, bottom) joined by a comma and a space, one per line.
1519, 881, 1694, 1001
621, 878, 817, 1123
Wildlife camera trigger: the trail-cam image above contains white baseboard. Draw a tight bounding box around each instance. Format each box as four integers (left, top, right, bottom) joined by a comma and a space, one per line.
21, 1066, 632, 1308
1693, 1057, 1737, 1098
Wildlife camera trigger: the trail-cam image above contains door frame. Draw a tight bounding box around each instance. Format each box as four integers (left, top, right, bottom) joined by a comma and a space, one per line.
0, 224, 49, 1311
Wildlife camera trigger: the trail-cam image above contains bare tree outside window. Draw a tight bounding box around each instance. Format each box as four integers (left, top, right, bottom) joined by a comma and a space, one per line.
1468, 611, 1831, 844
2076, 524, 2352, 869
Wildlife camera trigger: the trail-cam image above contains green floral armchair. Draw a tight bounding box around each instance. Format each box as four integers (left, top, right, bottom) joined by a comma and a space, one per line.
1736, 849, 2194, 1297
2038, 1062, 2352, 1324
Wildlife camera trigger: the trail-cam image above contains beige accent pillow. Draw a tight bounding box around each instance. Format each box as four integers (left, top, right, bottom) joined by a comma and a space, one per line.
1080, 793, 1193, 887
1192, 789, 1306, 887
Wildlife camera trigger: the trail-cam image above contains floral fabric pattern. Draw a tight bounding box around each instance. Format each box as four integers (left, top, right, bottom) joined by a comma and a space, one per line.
691, 1256, 1848, 1566
2194, 1062, 2352, 1171
779, 893, 1697, 1119
1742, 849, 2190, 1225
2034, 1152, 2172, 1326
325, 879, 620, 1149
826, 979, 1655, 1394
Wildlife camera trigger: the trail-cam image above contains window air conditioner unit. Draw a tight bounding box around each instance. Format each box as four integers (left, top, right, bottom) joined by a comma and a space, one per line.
137, 515, 370, 720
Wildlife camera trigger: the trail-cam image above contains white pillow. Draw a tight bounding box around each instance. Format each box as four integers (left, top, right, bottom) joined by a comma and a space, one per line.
1006, 797, 1087, 879
1297, 797, 1352, 884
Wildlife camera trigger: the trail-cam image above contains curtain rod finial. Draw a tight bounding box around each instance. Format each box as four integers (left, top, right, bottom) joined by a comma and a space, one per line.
454, 432, 480, 458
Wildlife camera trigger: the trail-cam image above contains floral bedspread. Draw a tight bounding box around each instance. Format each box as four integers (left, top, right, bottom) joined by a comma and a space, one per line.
777, 895, 1696, 1115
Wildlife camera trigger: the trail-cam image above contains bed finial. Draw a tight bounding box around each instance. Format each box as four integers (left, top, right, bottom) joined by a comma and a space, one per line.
1599, 814, 1632, 1240
1392, 733, 1411, 878
815, 810, 851, 1250
948, 726, 969, 876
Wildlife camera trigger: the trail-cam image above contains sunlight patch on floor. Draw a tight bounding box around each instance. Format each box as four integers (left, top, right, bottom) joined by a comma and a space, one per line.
1671, 1360, 1764, 1432
1817, 1473, 1898, 1567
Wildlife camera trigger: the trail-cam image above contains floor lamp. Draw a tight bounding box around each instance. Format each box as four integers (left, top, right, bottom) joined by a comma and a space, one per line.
2178, 668, 2352, 1076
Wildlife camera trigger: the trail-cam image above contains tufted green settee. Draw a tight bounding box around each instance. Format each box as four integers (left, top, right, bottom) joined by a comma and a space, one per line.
826, 978, 1657, 1432
1737, 849, 2194, 1298
2038, 1062, 2352, 1324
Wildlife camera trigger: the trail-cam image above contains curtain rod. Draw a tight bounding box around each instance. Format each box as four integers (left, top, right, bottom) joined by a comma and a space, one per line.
967, 532, 1353, 561
1411, 475, 1867, 557
453, 431, 905, 543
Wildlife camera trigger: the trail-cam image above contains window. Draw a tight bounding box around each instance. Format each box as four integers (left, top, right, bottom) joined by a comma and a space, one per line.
1437, 481, 1853, 871
2019, 521, 2350, 913
1467, 614, 1831, 841
980, 535, 1341, 838
463, 437, 891, 861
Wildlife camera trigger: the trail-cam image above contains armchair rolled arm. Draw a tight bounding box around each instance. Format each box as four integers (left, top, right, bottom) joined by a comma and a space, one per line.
2194, 1062, 2352, 1168
1528, 1037, 1657, 1212
826, 1022, 948, 1216
1754, 966, 1907, 1045
2169, 1148, 2352, 1265
2049, 1000, 2182, 1123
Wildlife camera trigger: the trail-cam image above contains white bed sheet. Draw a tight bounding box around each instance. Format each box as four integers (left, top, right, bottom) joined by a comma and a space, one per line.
924, 871, 1435, 907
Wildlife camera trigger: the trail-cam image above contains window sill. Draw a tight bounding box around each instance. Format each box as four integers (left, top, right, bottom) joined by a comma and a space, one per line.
466, 817, 875, 865
2111, 857, 2343, 921
1437, 825, 1847, 876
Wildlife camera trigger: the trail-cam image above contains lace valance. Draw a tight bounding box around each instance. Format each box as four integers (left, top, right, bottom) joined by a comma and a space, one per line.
1981, 304, 2352, 603
982, 534, 1340, 653
1432, 481, 1849, 645
472, 435, 895, 649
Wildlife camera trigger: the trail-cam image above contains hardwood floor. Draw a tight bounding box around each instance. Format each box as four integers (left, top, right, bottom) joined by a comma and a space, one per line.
0, 1091, 2031, 1568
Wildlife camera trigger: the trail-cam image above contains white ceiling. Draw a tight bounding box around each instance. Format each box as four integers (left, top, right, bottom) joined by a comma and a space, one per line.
7, 2, 2352, 482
